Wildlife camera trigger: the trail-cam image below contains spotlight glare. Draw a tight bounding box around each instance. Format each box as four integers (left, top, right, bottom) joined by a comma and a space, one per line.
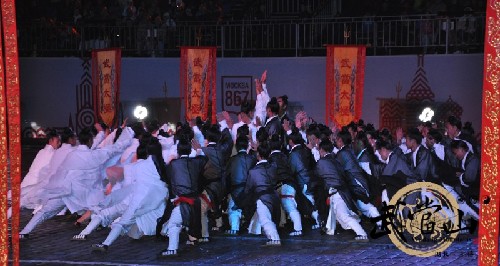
419, 107, 434, 122
134, 105, 148, 120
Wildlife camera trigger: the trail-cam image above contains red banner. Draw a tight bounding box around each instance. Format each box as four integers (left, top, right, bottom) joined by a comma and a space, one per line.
478, 2, 500, 265
92, 48, 121, 128
325, 45, 365, 127
0, 0, 21, 264
180, 47, 217, 122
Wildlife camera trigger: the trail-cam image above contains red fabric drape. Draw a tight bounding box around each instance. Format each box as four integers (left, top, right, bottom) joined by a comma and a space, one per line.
325, 45, 365, 128
180, 47, 217, 123
0, 0, 21, 265
92, 48, 121, 128
478, 2, 500, 266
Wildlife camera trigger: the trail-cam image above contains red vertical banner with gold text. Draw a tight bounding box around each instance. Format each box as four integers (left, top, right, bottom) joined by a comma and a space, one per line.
0, 0, 21, 264
325, 45, 365, 127
479, 2, 500, 266
180, 47, 217, 123
92, 48, 121, 128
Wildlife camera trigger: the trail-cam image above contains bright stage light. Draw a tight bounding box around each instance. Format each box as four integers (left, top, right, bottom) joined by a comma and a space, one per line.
419, 107, 434, 122
133, 105, 148, 120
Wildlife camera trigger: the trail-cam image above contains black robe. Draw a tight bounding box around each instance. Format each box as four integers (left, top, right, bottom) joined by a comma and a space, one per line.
357, 148, 383, 206
243, 161, 281, 227
288, 144, 317, 216
264, 116, 284, 139
376, 152, 418, 199
335, 146, 371, 203
201, 128, 234, 215
268, 150, 295, 186
454, 152, 480, 202
315, 154, 357, 222
159, 155, 207, 238
441, 138, 465, 187
226, 150, 257, 209
405, 146, 440, 184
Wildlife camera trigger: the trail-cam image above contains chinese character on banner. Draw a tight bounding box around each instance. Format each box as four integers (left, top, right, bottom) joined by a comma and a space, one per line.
92, 48, 121, 127
325, 45, 365, 128
180, 47, 217, 122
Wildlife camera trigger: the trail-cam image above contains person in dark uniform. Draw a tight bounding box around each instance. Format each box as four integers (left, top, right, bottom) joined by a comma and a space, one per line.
316, 139, 368, 241
264, 97, 284, 141
159, 139, 207, 257
269, 133, 303, 236
372, 139, 417, 204
450, 140, 480, 221
199, 124, 233, 241
288, 129, 319, 229
243, 142, 281, 246
225, 135, 257, 235
335, 130, 380, 222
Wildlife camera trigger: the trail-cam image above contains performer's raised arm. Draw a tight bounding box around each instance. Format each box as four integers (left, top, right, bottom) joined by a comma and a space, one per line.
254, 70, 270, 126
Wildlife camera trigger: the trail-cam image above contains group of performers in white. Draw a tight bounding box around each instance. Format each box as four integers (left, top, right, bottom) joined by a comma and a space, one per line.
16, 71, 480, 257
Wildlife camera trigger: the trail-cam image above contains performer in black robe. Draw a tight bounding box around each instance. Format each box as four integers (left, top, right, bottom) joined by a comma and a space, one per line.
353, 131, 383, 206
160, 139, 207, 257
288, 129, 320, 229
200, 124, 233, 240
404, 128, 439, 184
269, 133, 303, 235
225, 135, 256, 235
316, 139, 368, 241
372, 139, 417, 203
336, 130, 381, 227
243, 142, 281, 246
449, 140, 480, 219
334, 130, 371, 204
264, 97, 285, 145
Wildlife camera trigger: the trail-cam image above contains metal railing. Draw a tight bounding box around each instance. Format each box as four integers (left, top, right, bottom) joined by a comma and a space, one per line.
17, 15, 485, 57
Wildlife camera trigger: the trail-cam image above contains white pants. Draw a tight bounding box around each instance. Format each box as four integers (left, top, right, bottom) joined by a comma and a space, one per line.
200, 190, 213, 238
255, 200, 280, 241
442, 183, 479, 220
357, 200, 382, 226
248, 212, 262, 235
165, 205, 183, 250
20, 198, 66, 235
325, 193, 367, 237
227, 196, 242, 231
80, 202, 128, 236
279, 184, 302, 231
302, 185, 319, 226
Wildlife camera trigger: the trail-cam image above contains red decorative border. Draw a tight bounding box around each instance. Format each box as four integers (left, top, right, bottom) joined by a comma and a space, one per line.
1, 0, 21, 264
478, 1, 500, 265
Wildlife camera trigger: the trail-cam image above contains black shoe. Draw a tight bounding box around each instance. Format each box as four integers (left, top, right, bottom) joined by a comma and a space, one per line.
91, 243, 108, 252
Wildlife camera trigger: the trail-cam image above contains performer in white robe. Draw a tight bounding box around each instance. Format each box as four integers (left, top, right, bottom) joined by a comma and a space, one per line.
7, 131, 60, 218
20, 128, 78, 216
19, 126, 134, 238
89, 139, 168, 251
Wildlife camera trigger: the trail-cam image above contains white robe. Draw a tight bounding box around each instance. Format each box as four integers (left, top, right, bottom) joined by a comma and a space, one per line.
18, 145, 55, 208
103, 156, 168, 236
22, 143, 76, 208
41, 127, 134, 214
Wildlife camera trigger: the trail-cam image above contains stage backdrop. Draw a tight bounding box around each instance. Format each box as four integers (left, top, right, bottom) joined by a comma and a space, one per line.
92, 48, 121, 127
325, 45, 365, 127
180, 47, 216, 122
